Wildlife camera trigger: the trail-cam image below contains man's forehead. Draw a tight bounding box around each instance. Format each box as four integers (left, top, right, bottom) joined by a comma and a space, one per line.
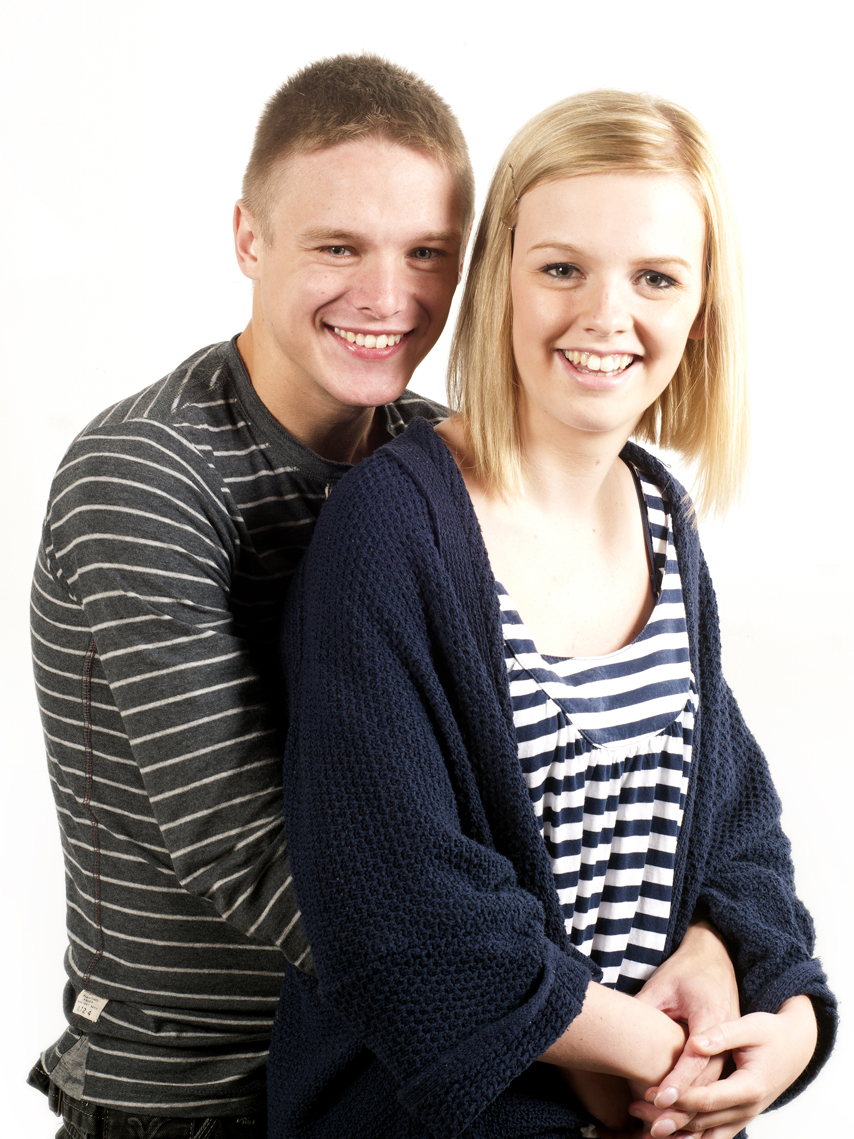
276, 135, 442, 177
267, 138, 465, 226
266, 141, 469, 243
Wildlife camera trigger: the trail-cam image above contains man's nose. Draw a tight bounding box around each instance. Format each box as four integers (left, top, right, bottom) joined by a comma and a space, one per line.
351, 256, 406, 321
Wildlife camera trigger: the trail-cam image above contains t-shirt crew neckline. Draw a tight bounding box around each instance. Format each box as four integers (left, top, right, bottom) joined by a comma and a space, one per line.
224, 334, 402, 483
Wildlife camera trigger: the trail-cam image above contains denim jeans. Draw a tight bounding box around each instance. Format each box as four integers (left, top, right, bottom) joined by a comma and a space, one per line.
29, 1061, 267, 1138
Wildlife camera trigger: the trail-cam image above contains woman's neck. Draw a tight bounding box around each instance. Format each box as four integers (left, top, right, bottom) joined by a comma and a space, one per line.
516, 427, 629, 520
437, 412, 635, 522
434, 413, 653, 658
514, 389, 641, 514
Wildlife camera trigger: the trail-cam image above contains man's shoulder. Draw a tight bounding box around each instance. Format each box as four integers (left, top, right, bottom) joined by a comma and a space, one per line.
52, 340, 253, 481
387, 388, 447, 435
74, 340, 235, 441
41, 340, 255, 533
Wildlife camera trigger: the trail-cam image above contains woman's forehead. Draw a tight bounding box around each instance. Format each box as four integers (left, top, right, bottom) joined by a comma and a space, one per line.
514, 171, 706, 262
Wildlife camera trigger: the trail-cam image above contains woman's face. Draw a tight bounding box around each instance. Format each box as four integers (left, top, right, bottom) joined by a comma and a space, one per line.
509, 170, 706, 447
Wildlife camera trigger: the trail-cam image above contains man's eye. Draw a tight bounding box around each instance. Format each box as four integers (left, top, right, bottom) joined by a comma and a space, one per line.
543, 263, 578, 279
324, 246, 352, 256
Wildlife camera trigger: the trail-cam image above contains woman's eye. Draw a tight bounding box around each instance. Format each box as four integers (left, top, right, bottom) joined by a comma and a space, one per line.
640, 270, 676, 289
411, 247, 438, 260
543, 263, 578, 279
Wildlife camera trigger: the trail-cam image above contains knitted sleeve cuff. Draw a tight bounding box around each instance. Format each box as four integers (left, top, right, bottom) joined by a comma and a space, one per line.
397, 940, 594, 1139
745, 958, 838, 1110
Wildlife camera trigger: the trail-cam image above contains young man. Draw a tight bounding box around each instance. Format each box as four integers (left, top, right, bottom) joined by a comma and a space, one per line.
28, 54, 473, 1137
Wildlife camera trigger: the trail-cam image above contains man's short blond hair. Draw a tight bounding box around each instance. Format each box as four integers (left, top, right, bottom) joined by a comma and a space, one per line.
242, 54, 474, 244
449, 90, 749, 516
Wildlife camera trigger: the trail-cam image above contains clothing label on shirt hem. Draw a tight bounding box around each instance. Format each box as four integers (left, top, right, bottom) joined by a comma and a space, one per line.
72, 990, 108, 1023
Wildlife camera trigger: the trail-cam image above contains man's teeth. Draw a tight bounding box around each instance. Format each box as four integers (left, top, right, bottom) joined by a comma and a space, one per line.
563, 350, 634, 374
333, 327, 403, 349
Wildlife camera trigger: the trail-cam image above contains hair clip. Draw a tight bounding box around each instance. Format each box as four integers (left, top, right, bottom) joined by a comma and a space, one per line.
502, 164, 520, 231
508, 164, 520, 203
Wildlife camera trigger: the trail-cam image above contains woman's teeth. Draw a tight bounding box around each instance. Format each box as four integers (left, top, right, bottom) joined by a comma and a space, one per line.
333, 327, 403, 349
562, 350, 634, 374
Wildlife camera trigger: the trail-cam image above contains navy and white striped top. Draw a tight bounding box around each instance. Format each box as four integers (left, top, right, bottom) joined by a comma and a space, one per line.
500, 469, 696, 992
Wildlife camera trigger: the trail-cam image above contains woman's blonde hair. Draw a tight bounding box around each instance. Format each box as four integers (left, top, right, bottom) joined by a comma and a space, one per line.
448, 89, 748, 514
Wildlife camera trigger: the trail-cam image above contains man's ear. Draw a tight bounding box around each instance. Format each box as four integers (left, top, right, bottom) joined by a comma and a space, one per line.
688, 305, 706, 341
234, 201, 263, 281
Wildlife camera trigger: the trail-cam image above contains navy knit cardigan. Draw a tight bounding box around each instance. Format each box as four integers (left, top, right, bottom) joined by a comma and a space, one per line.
270, 418, 836, 1139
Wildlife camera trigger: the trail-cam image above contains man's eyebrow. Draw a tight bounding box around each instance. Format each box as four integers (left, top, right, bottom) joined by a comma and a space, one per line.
298, 228, 361, 242
298, 228, 462, 244
416, 231, 463, 243
526, 240, 693, 270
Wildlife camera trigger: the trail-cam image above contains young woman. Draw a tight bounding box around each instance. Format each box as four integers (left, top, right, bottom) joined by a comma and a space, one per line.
268, 92, 836, 1139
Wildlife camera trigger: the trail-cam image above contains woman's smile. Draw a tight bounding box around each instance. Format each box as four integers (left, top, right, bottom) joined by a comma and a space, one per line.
559, 349, 636, 376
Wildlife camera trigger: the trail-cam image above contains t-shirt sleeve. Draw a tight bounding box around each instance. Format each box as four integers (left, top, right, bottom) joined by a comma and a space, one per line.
40, 416, 309, 962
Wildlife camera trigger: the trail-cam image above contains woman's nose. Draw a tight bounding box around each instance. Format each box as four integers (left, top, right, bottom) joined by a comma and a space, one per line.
580, 281, 629, 338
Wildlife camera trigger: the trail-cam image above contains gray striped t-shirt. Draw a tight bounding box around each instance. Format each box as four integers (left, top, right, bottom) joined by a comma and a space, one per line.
31, 336, 445, 1115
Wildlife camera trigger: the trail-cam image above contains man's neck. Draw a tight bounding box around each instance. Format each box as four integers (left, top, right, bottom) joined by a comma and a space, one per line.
236, 325, 389, 466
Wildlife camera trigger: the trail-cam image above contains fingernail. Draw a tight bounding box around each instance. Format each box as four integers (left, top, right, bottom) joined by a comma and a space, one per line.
693, 1034, 710, 1048
654, 1086, 678, 1108
651, 1121, 676, 1138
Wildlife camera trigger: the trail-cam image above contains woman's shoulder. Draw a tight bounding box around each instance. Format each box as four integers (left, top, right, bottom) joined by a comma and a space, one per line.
621, 441, 691, 515
321, 418, 466, 528
303, 419, 468, 569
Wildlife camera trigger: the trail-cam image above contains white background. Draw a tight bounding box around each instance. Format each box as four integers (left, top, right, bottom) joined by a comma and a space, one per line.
2, 1, 850, 1134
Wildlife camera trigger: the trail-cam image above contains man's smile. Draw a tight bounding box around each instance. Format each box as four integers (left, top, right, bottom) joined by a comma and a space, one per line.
331, 325, 406, 348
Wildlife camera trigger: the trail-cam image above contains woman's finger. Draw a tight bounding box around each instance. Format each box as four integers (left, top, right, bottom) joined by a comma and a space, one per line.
628, 1098, 697, 1135
650, 1042, 713, 1106
652, 1014, 773, 1109
684, 1013, 775, 1058
664, 1067, 763, 1115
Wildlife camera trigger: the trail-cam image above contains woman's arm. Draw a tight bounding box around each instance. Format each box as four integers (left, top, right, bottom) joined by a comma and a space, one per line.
540, 981, 687, 1086
538, 981, 688, 1132
672, 546, 837, 1105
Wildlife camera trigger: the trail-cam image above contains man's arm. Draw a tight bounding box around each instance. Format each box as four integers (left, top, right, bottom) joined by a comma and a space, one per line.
39, 415, 308, 961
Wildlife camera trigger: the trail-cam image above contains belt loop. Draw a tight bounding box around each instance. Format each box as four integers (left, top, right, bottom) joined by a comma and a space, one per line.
48, 1082, 64, 1117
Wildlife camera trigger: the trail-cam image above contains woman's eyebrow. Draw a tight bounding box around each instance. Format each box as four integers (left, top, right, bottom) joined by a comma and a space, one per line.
634, 256, 694, 270
525, 240, 693, 270
525, 240, 586, 256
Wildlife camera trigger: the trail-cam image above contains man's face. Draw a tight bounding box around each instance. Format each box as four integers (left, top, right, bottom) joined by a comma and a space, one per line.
236, 138, 465, 416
